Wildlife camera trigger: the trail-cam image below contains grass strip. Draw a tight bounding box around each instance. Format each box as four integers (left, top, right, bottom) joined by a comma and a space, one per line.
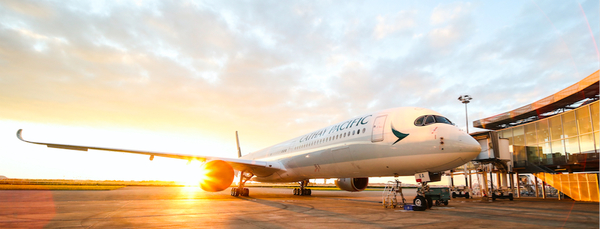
258, 186, 384, 191
0, 185, 125, 191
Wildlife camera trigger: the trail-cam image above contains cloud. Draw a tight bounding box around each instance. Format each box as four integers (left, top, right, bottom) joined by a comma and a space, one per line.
430, 2, 473, 25
373, 10, 417, 39
0, 0, 598, 153
428, 2, 475, 50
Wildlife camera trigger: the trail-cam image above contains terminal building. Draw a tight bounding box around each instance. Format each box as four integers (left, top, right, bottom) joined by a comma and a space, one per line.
465, 70, 599, 201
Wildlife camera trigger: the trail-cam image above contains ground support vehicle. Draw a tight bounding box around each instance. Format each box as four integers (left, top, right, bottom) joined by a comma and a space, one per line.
418, 187, 450, 207
491, 189, 514, 201
451, 185, 471, 199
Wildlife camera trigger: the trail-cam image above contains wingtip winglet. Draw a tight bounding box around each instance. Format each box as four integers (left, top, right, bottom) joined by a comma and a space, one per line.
16, 129, 25, 141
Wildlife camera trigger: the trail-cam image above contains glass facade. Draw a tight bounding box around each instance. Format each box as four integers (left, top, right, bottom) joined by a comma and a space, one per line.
591, 102, 599, 153
503, 101, 599, 168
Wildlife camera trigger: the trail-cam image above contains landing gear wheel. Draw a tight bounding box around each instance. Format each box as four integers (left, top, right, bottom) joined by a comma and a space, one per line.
294, 180, 312, 196
426, 196, 433, 209
242, 188, 249, 196
465, 192, 470, 199
413, 196, 427, 211
294, 188, 312, 196
509, 193, 514, 201
231, 188, 240, 197
303, 189, 312, 196
452, 192, 456, 198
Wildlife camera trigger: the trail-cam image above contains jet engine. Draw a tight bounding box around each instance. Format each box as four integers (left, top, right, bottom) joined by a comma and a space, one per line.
199, 160, 235, 192
335, 177, 369, 192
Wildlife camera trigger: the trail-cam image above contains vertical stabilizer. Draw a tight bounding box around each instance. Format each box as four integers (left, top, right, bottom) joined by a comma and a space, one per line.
236, 131, 242, 158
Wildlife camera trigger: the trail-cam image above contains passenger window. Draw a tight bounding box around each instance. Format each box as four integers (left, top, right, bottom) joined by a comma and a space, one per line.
414, 116, 426, 126
357, 129, 361, 134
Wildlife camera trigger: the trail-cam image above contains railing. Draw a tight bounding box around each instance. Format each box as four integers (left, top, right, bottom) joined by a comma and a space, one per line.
534, 173, 600, 202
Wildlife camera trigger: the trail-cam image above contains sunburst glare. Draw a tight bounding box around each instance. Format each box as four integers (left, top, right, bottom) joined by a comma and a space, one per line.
177, 159, 208, 187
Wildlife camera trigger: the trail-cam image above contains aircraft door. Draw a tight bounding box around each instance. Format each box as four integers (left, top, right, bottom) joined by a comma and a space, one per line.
371, 115, 387, 142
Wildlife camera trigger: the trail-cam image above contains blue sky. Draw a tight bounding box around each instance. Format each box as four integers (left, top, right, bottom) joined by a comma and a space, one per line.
0, 0, 598, 181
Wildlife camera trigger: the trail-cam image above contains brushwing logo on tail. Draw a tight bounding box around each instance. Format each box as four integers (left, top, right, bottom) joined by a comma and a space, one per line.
391, 124, 409, 145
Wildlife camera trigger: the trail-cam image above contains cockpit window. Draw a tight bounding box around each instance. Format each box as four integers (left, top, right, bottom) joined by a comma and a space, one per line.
414, 116, 425, 126
414, 115, 454, 126
434, 116, 453, 125
424, 116, 435, 125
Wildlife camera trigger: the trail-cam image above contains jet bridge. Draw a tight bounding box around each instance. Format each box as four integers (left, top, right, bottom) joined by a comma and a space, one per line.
448, 131, 515, 200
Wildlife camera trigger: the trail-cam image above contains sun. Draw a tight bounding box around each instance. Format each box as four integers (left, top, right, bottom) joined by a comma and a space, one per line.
177, 159, 208, 187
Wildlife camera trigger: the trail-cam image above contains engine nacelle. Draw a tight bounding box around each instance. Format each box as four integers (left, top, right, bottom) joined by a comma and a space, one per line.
199, 160, 234, 192
335, 177, 369, 192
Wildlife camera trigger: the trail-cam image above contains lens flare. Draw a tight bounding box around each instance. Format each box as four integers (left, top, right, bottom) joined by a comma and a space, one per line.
177, 159, 206, 187
175, 160, 234, 191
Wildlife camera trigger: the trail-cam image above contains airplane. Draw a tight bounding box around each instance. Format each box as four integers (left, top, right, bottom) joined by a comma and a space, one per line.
17, 106, 481, 210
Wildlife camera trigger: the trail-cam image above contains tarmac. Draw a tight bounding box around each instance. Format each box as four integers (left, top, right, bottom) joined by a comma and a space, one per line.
0, 186, 598, 228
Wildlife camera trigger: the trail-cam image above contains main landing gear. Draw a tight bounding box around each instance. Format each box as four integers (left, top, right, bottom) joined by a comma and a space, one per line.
231, 171, 253, 197
293, 180, 312, 196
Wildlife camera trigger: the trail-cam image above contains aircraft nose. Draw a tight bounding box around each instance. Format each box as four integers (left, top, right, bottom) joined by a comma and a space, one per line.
460, 132, 481, 158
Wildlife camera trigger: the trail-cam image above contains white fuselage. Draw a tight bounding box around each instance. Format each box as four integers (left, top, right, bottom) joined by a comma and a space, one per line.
241, 107, 481, 182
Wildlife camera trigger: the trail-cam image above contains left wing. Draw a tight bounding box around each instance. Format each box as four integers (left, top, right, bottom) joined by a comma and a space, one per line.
16, 129, 283, 177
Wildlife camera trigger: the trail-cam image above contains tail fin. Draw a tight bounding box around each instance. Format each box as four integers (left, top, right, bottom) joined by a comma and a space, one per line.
235, 131, 242, 158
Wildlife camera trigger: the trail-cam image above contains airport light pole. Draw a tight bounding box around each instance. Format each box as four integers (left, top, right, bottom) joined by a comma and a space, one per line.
458, 95, 472, 133
458, 95, 473, 194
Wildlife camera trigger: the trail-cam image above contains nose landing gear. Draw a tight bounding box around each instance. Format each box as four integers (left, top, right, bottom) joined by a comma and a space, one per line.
412, 182, 431, 211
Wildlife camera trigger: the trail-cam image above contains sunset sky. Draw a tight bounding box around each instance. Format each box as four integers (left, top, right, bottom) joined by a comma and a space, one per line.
0, 0, 598, 183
